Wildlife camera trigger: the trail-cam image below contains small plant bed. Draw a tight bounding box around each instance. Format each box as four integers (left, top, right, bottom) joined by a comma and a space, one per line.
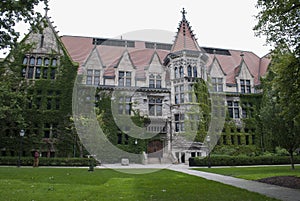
257, 176, 300, 189
193, 166, 300, 189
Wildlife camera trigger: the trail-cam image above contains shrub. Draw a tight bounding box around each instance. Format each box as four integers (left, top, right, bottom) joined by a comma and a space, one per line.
0, 157, 98, 166
189, 155, 300, 167
212, 145, 259, 156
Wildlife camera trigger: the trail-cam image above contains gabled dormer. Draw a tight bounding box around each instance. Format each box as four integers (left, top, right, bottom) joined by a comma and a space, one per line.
146, 51, 166, 88
235, 55, 254, 94
83, 46, 103, 85
208, 56, 226, 92
116, 50, 135, 87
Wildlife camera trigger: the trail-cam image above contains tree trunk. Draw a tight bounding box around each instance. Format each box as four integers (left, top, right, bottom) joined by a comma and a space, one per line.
289, 150, 295, 170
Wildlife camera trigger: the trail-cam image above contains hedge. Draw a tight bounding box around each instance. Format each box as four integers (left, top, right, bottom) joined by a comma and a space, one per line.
0, 157, 99, 167
189, 155, 300, 167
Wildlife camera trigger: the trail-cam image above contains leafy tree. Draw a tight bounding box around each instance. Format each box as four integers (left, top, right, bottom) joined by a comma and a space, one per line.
260, 47, 300, 169
254, 0, 300, 52
0, 44, 31, 156
0, 0, 48, 50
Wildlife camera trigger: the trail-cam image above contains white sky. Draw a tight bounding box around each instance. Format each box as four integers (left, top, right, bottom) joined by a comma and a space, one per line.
2, 0, 272, 58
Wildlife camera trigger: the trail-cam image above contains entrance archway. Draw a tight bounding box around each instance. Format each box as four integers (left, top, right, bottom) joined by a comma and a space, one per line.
147, 140, 163, 158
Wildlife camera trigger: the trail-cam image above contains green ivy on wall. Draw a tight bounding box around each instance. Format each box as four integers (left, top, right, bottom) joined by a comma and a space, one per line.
0, 41, 80, 158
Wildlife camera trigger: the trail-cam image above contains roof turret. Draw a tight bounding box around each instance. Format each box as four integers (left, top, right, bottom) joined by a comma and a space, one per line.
171, 8, 201, 52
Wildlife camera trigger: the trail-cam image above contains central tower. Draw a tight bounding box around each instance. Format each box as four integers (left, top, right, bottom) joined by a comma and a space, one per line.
164, 8, 208, 163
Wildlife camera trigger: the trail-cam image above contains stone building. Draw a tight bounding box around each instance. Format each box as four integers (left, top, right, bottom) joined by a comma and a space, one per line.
1, 8, 270, 163
62, 9, 270, 163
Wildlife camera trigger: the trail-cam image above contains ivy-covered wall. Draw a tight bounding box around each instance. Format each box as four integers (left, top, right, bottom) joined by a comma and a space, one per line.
0, 44, 80, 158
213, 93, 263, 155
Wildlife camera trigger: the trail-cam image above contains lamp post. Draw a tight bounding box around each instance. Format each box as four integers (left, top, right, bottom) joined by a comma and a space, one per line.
206, 135, 211, 168
18, 129, 25, 167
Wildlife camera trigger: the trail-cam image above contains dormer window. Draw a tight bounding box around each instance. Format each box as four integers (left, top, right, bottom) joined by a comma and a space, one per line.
212, 77, 223, 92
118, 71, 131, 87
149, 74, 162, 88
240, 79, 251, 93
86, 69, 100, 85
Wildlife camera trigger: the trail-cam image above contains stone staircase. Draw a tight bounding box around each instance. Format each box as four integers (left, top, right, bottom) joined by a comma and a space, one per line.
145, 152, 177, 164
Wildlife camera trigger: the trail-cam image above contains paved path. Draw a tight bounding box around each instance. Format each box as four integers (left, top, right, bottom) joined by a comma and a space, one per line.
168, 165, 300, 201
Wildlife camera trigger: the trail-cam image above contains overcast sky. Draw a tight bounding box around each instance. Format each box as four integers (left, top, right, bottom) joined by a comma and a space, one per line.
2, 0, 273, 58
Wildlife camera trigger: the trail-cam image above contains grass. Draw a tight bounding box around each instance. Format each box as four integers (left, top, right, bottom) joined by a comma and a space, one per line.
0, 167, 279, 201
193, 165, 300, 180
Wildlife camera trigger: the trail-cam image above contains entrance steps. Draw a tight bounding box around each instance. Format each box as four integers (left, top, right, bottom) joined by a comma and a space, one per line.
146, 152, 177, 164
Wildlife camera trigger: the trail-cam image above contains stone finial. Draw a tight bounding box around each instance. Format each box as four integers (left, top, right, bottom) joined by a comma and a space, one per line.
181, 8, 187, 20
44, 5, 49, 16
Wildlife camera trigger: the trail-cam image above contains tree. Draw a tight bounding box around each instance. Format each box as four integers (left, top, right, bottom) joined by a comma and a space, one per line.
260, 47, 300, 169
0, 0, 48, 50
254, 0, 300, 52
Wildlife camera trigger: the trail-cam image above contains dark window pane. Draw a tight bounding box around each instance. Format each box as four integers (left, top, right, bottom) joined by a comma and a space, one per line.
44, 58, 50, 66
30, 57, 35, 65
36, 57, 42, 66
22, 68, 26, 77
43, 68, 48, 79
23, 57, 28, 65
52, 59, 57, 66
35, 67, 41, 79
50, 69, 56, 79
156, 80, 161, 88
28, 67, 34, 78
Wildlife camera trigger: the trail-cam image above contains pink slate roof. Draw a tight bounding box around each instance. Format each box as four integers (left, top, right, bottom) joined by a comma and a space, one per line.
171, 18, 200, 52
61, 35, 270, 85
206, 50, 270, 85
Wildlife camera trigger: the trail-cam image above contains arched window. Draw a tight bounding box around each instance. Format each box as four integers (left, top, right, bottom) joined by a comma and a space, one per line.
193, 67, 197, 77
22, 57, 28, 65
44, 58, 50, 66
52, 58, 57, 66
175, 67, 178, 78
187, 66, 192, 77
29, 57, 35, 65
179, 66, 184, 77
36, 57, 42, 66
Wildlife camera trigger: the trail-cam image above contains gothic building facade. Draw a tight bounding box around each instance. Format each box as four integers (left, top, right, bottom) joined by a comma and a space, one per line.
1, 9, 270, 163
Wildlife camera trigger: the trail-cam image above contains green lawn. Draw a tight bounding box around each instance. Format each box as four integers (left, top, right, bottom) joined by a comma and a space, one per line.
0, 167, 279, 201
194, 165, 300, 180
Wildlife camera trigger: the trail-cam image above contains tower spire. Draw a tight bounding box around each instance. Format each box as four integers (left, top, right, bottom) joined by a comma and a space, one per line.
171, 8, 200, 52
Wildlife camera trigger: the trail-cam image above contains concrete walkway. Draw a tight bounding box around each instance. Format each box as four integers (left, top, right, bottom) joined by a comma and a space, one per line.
168, 165, 300, 201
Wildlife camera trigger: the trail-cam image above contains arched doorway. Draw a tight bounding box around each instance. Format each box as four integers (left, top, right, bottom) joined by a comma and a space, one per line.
147, 140, 163, 158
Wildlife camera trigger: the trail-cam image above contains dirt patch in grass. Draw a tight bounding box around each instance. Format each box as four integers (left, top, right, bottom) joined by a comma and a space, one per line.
256, 176, 300, 189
